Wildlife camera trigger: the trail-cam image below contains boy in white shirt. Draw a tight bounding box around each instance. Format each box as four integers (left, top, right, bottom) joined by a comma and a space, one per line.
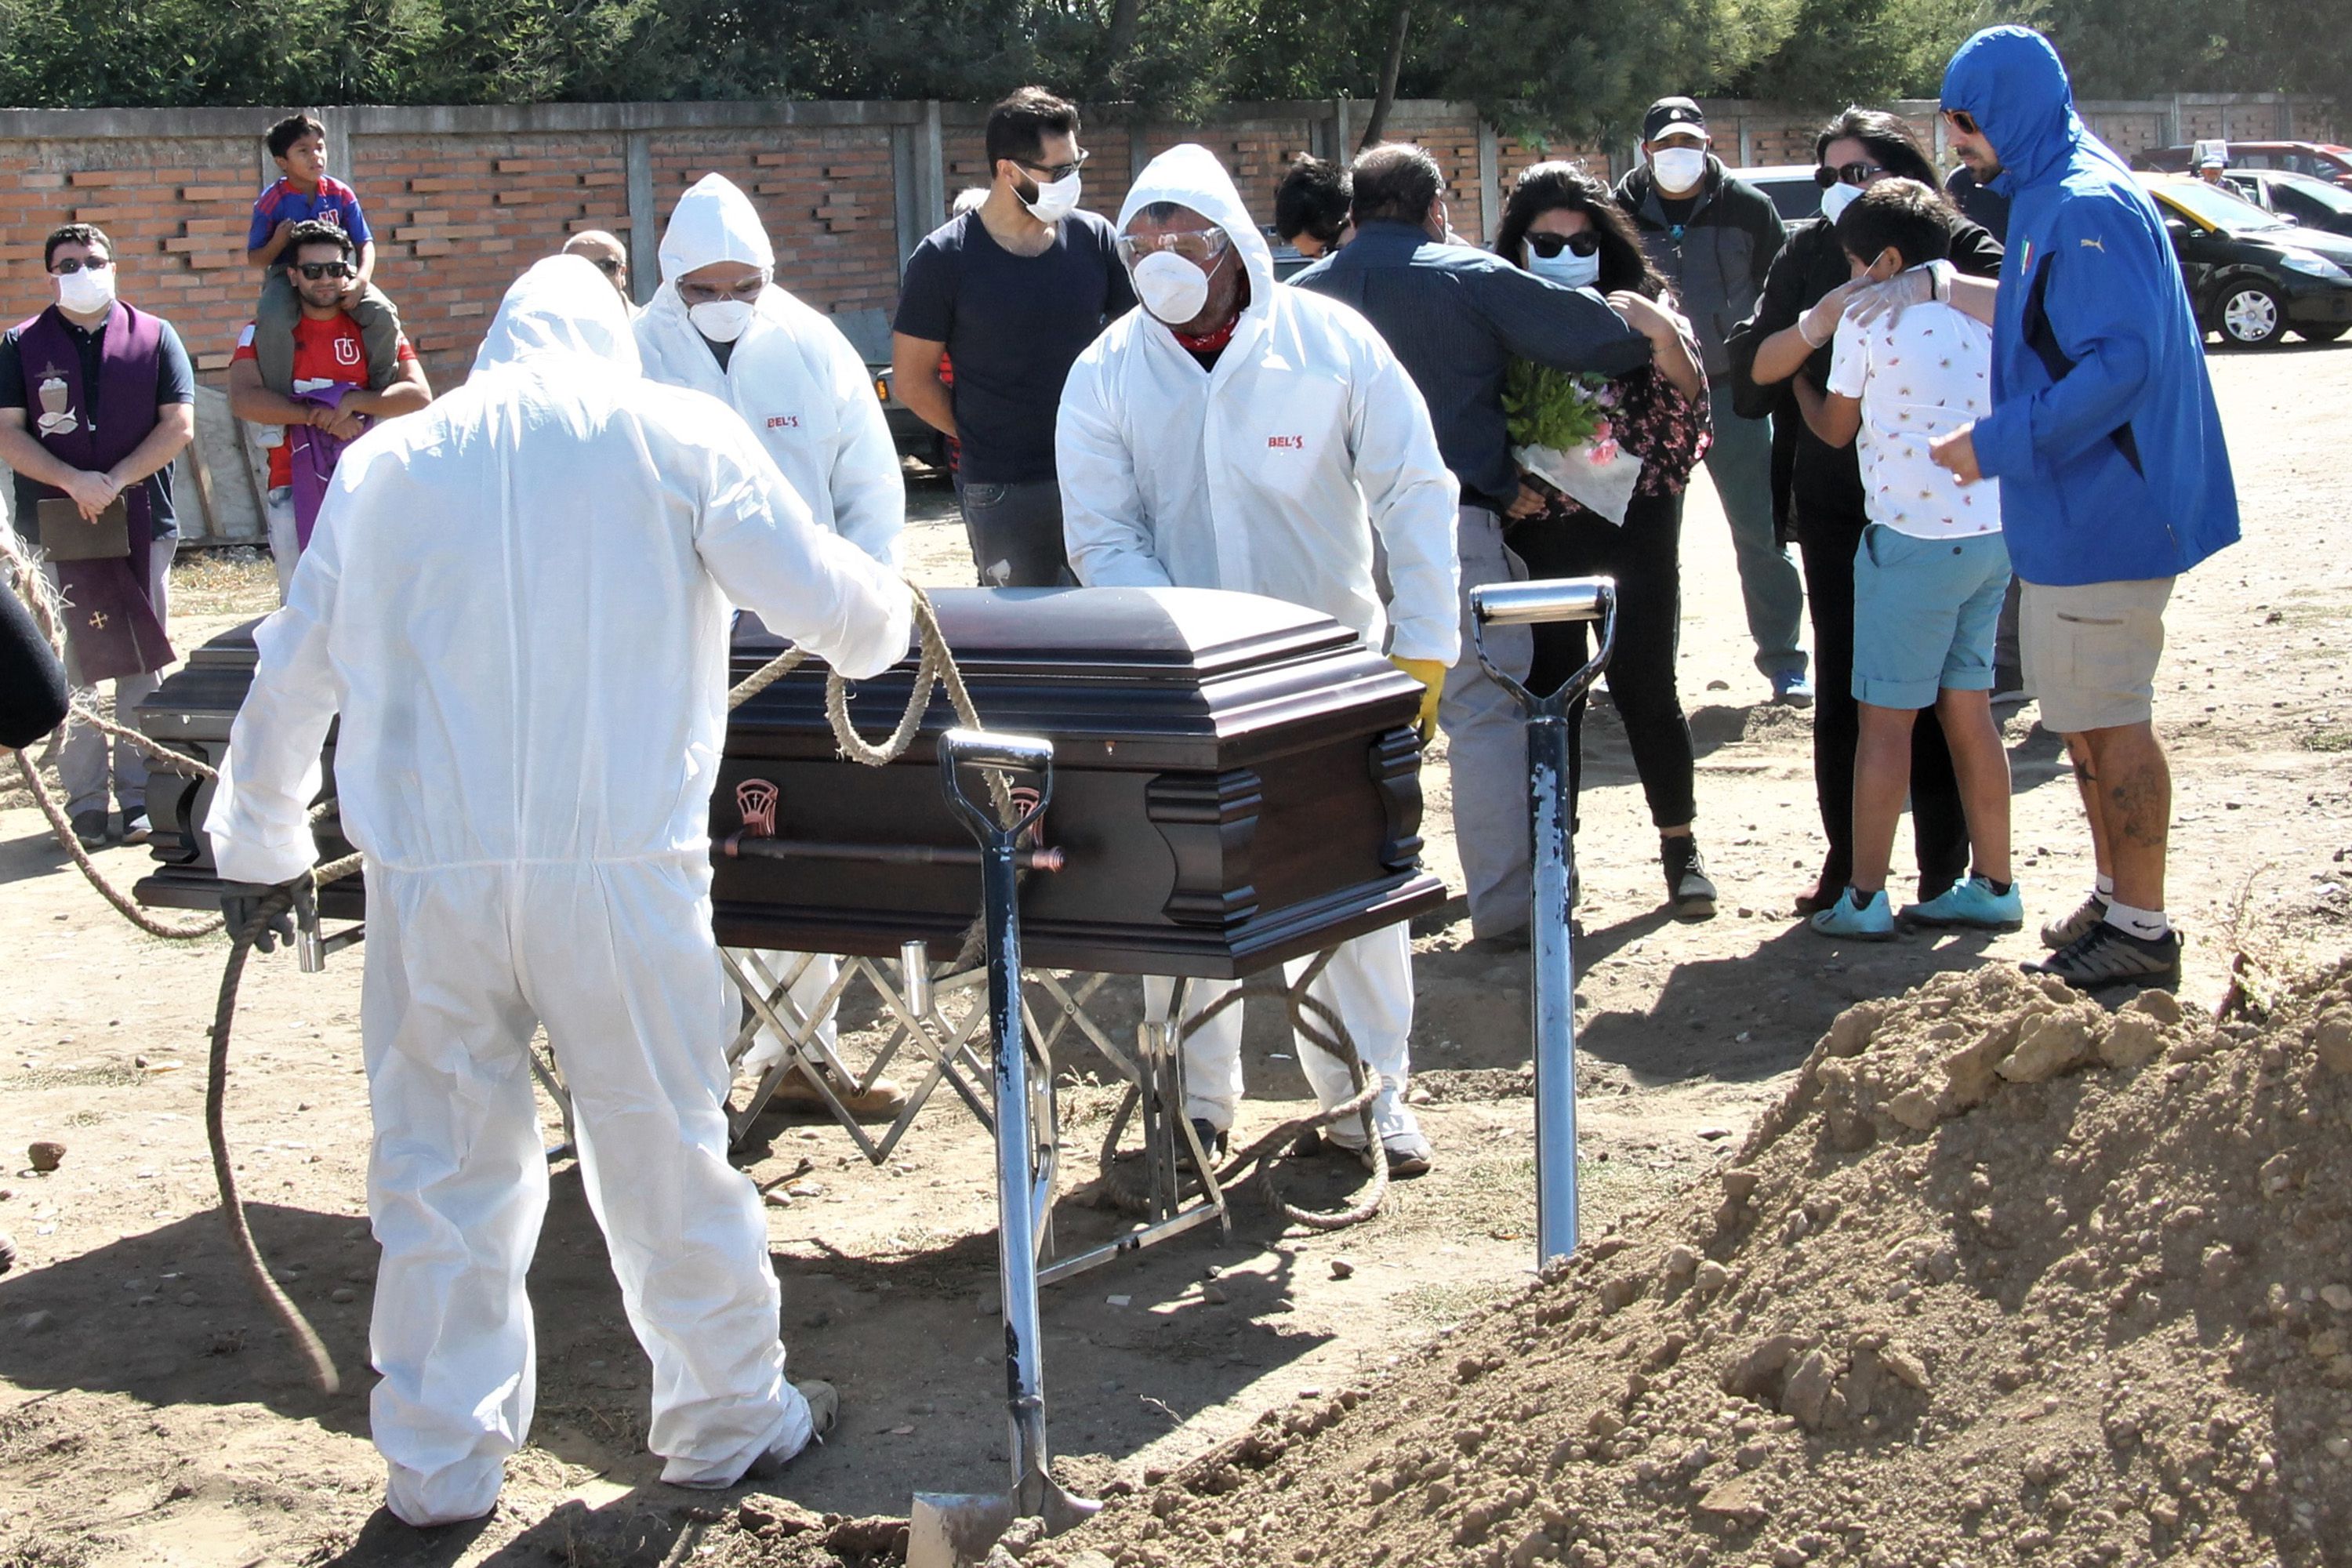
1800, 178, 2018, 941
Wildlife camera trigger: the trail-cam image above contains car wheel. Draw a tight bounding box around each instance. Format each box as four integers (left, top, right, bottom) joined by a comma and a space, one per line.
2216, 282, 2288, 347
2294, 322, 2352, 343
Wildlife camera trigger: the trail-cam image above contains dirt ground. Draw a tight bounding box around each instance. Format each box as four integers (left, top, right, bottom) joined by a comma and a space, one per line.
2, 341, 2347, 1568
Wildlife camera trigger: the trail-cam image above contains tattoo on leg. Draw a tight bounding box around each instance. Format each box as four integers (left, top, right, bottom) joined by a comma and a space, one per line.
2108, 772, 2168, 848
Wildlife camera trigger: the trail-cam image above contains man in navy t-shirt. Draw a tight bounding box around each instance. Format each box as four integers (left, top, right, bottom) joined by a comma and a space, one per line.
891, 87, 1136, 586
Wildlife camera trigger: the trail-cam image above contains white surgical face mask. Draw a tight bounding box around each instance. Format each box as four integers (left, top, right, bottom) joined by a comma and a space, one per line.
1022, 170, 1083, 225
1650, 147, 1709, 194
1528, 245, 1602, 290
1133, 250, 1210, 325
56, 263, 116, 315
1820, 181, 1863, 226
689, 298, 755, 343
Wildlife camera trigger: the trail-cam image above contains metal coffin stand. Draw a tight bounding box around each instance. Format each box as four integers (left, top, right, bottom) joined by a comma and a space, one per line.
703, 587, 1449, 1288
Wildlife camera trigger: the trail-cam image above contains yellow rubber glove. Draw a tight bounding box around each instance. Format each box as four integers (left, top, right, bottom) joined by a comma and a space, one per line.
1389, 655, 1448, 745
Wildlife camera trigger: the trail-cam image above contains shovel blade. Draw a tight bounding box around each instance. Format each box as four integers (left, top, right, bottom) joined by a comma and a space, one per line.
907, 1492, 1014, 1568
907, 1480, 1102, 1568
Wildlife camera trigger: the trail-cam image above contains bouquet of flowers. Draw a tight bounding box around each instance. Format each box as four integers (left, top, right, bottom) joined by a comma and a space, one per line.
1502, 362, 1646, 525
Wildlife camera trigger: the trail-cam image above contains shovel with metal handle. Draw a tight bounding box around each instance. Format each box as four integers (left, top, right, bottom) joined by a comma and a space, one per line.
909, 728, 1102, 1568
1468, 577, 1618, 1266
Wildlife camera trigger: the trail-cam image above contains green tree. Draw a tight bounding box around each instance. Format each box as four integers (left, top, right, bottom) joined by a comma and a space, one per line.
2038, 0, 2347, 102
1735, 0, 2000, 107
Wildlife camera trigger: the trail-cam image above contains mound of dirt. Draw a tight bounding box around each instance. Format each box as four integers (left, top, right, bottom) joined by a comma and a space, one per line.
1025, 956, 2352, 1568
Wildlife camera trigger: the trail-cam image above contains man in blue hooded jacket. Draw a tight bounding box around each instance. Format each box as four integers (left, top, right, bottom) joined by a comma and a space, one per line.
1927, 25, 2238, 988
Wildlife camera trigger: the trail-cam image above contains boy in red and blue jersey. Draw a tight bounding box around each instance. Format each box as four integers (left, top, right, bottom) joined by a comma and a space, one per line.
245, 113, 404, 403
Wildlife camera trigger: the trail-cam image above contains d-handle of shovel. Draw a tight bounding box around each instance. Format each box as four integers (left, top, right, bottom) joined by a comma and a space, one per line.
939, 728, 1054, 850
1468, 576, 1617, 1268
1468, 577, 1620, 717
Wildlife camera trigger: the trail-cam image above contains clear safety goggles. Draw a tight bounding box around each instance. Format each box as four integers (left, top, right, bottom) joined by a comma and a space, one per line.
1116, 229, 1232, 267
678, 270, 771, 307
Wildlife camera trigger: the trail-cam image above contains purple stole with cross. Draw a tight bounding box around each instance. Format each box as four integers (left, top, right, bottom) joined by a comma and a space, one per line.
16, 301, 175, 681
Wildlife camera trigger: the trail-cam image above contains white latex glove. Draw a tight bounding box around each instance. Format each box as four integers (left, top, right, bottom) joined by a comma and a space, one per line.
1845, 260, 1954, 330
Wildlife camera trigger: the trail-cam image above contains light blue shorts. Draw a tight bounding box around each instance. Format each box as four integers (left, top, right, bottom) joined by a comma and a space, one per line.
1851, 526, 2013, 710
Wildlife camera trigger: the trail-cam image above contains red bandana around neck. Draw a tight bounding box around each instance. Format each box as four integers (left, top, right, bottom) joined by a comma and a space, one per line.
1171, 270, 1252, 356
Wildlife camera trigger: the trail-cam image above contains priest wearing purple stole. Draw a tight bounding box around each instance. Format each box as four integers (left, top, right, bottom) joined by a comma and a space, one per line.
0, 223, 197, 848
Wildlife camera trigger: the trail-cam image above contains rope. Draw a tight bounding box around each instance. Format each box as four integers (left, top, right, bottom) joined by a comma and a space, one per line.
209, 880, 341, 1395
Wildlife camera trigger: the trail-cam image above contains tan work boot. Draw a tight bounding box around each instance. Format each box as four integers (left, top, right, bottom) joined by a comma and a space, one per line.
770, 1065, 909, 1123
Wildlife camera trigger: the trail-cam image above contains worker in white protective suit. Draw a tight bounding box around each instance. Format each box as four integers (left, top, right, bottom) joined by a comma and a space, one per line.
1057, 143, 1461, 1176
637, 172, 909, 1121
205, 255, 914, 1526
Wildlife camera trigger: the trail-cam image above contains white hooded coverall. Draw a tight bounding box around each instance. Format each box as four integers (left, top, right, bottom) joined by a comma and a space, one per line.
637, 171, 906, 1080
206, 256, 914, 1525
1055, 143, 1461, 1145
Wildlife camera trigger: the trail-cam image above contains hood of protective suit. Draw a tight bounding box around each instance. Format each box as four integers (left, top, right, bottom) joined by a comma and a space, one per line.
472, 254, 641, 377
660, 172, 776, 283
1115, 144, 1276, 336
1941, 25, 2129, 194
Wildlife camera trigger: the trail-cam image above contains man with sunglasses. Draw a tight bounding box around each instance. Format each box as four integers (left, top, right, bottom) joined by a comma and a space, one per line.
0, 222, 195, 848
892, 87, 1135, 587
230, 220, 431, 600
1928, 26, 2239, 987
563, 230, 633, 306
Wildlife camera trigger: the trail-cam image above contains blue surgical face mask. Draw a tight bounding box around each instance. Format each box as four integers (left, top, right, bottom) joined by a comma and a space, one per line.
1527, 245, 1602, 291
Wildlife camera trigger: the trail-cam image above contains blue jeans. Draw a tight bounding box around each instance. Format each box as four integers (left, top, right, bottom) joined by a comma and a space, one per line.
1704, 387, 1806, 681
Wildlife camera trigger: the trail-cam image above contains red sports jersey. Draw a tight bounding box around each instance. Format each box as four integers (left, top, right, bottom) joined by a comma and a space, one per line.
232, 313, 416, 488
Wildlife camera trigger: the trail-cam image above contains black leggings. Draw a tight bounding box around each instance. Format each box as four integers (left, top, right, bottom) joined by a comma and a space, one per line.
1795, 495, 1969, 901
1509, 488, 1698, 835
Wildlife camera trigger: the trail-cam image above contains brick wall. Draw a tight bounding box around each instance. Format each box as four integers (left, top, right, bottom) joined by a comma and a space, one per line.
0, 133, 259, 376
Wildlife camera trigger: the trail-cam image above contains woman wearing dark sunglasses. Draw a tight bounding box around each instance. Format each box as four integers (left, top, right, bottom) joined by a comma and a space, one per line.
1725, 107, 2005, 916
1492, 162, 1720, 920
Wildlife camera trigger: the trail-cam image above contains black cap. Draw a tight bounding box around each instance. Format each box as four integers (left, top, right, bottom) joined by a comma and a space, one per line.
1642, 97, 1708, 143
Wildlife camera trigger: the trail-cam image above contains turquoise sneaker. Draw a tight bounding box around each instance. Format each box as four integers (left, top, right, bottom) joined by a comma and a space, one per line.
1808, 887, 1896, 942
1902, 875, 2025, 931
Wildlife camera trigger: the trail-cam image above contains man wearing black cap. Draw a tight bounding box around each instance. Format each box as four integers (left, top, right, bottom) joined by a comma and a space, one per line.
1617, 96, 1808, 708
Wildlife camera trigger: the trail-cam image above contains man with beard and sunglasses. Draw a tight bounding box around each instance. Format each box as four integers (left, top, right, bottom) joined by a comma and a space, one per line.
1928, 27, 2239, 987
229, 220, 431, 599
891, 87, 1136, 586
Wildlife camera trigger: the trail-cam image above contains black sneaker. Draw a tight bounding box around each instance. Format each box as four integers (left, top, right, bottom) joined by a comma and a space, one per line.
71, 809, 108, 849
1662, 836, 1717, 922
2040, 893, 2107, 950
2024, 921, 2181, 988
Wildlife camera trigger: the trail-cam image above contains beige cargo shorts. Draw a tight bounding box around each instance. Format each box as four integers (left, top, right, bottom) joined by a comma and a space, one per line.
2018, 576, 2175, 733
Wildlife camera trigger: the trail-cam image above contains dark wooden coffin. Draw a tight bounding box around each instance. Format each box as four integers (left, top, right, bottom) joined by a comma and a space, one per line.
134, 586, 1443, 978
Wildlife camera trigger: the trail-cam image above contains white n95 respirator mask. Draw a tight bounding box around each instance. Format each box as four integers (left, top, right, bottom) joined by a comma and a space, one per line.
690, 298, 755, 343
1022, 171, 1083, 225
1133, 251, 1210, 325
1820, 181, 1863, 226
56, 264, 117, 315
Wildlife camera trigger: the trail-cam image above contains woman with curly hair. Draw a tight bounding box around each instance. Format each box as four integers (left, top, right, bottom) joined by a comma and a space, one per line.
1494, 161, 1716, 919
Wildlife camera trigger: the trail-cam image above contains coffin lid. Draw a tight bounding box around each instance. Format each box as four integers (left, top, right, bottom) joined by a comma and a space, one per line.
731, 586, 1416, 768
